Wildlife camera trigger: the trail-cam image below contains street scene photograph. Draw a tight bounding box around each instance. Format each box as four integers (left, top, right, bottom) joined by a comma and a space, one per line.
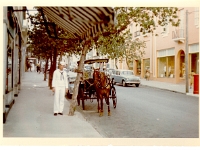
1, 1, 199, 146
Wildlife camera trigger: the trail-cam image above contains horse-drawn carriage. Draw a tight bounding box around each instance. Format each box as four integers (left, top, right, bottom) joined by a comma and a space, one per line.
77, 58, 117, 116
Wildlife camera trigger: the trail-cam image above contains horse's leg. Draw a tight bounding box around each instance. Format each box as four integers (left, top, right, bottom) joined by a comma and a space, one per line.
105, 93, 110, 116
101, 98, 104, 116
99, 96, 103, 117
97, 96, 100, 113
107, 97, 110, 116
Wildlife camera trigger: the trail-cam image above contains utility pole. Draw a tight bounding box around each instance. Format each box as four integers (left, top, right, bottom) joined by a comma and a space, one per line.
185, 10, 189, 93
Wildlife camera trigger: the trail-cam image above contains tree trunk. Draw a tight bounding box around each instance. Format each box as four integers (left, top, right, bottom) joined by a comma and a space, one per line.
49, 67, 53, 89
126, 57, 131, 70
115, 58, 118, 69
68, 43, 88, 116
49, 48, 57, 89
44, 57, 49, 81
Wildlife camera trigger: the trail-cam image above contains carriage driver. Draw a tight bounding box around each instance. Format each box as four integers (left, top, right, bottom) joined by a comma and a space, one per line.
52, 61, 68, 116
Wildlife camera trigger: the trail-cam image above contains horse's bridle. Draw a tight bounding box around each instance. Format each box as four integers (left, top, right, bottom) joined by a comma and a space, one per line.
94, 70, 110, 89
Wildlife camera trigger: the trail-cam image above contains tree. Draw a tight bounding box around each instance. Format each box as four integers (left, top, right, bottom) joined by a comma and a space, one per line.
115, 7, 180, 34
28, 7, 180, 116
95, 7, 180, 69
69, 7, 180, 116
96, 29, 146, 69
27, 10, 80, 87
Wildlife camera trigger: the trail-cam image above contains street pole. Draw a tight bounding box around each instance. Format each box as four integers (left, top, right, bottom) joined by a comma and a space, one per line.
185, 10, 189, 93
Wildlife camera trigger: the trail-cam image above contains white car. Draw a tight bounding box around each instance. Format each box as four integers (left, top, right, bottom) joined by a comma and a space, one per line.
111, 69, 141, 87
64, 69, 77, 98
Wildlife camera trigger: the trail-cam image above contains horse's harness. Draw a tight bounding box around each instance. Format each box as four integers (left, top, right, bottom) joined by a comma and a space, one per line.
94, 71, 110, 89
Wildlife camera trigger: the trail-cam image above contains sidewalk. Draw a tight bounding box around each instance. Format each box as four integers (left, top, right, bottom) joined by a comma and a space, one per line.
3, 72, 198, 138
3, 71, 102, 138
140, 78, 199, 98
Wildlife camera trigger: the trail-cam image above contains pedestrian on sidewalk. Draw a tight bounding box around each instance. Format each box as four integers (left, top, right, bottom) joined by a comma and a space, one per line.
41, 61, 45, 73
52, 62, 68, 116
145, 70, 150, 81
29, 62, 32, 72
190, 70, 195, 89
36, 63, 40, 73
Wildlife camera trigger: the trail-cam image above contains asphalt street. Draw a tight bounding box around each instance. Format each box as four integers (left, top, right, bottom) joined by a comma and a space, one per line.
76, 83, 199, 138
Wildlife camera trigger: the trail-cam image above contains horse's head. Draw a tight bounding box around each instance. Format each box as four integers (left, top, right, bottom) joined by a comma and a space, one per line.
99, 71, 109, 84
93, 68, 100, 80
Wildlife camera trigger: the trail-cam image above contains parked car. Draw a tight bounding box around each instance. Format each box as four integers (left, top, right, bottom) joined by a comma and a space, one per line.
69, 64, 77, 72
84, 64, 93, 71
111, 69, 140, 87
65, 69, 77, 98
107, 68, 115, 75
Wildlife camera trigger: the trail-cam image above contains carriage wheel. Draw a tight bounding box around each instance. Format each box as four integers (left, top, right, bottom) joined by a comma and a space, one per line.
111, 87, 117, 108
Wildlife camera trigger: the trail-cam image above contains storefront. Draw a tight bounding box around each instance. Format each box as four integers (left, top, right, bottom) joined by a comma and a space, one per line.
189, 43, 199, 74
3, 6, 27, 123
6, 35, 14, 95
157, 48, 175, 78
143, 58, 150, 77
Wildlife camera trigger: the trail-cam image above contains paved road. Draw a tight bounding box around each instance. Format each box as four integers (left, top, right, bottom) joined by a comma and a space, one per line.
76, 84, 199, 138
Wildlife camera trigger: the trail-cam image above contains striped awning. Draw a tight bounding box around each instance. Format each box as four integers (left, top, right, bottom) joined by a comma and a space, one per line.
37, 7, 115, 40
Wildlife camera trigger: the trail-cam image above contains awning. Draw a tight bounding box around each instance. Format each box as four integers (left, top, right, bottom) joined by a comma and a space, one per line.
77, 58, 109, 65
37, 7, 114, 40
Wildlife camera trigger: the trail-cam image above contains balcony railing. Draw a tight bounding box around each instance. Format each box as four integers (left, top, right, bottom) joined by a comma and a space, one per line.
172, 29, 185, 42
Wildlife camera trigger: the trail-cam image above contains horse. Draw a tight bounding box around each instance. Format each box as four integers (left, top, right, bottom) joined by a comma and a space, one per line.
93, 68, 111, 117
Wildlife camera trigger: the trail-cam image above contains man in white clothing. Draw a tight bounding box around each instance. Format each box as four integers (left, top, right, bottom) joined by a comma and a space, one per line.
52, 62, 68, 116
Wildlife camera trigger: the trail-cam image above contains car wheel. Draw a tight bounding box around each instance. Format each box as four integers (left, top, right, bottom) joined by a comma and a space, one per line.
122, 80, 126, 87
135, 84, 139, 87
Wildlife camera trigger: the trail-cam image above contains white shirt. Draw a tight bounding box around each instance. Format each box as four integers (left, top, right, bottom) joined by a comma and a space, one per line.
52, 69, 68, 88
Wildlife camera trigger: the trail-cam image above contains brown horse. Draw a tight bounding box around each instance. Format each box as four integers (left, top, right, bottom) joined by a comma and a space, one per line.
93, 69, 111, 116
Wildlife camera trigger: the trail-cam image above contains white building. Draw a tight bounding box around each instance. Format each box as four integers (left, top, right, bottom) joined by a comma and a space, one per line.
3, 6, 28, 123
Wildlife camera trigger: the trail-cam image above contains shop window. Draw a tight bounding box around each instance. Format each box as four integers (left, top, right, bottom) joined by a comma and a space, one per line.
191, 53, 199, 74
157, 56, 175, 78
167, 56, 175, 78
157, 48, 175, 78
143, 58, 150, 77
137, 60, 141, 75
7, 47, 13, 93
128, 61, 133, 70
158, 57, 166, 77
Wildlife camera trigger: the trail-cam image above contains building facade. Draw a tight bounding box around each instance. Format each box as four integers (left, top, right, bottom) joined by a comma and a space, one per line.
118, 7, 199, 84
3, 6, 28, 123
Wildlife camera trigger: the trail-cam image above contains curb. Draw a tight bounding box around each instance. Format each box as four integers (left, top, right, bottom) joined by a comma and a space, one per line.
141, 84, 199, 97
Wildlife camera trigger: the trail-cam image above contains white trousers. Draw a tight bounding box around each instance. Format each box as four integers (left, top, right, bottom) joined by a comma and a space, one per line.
54, 86, 65, 113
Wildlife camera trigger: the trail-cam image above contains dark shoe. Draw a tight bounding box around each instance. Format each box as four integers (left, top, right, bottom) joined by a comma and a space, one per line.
54, 113, 57, 116
58, 113, 63, 115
